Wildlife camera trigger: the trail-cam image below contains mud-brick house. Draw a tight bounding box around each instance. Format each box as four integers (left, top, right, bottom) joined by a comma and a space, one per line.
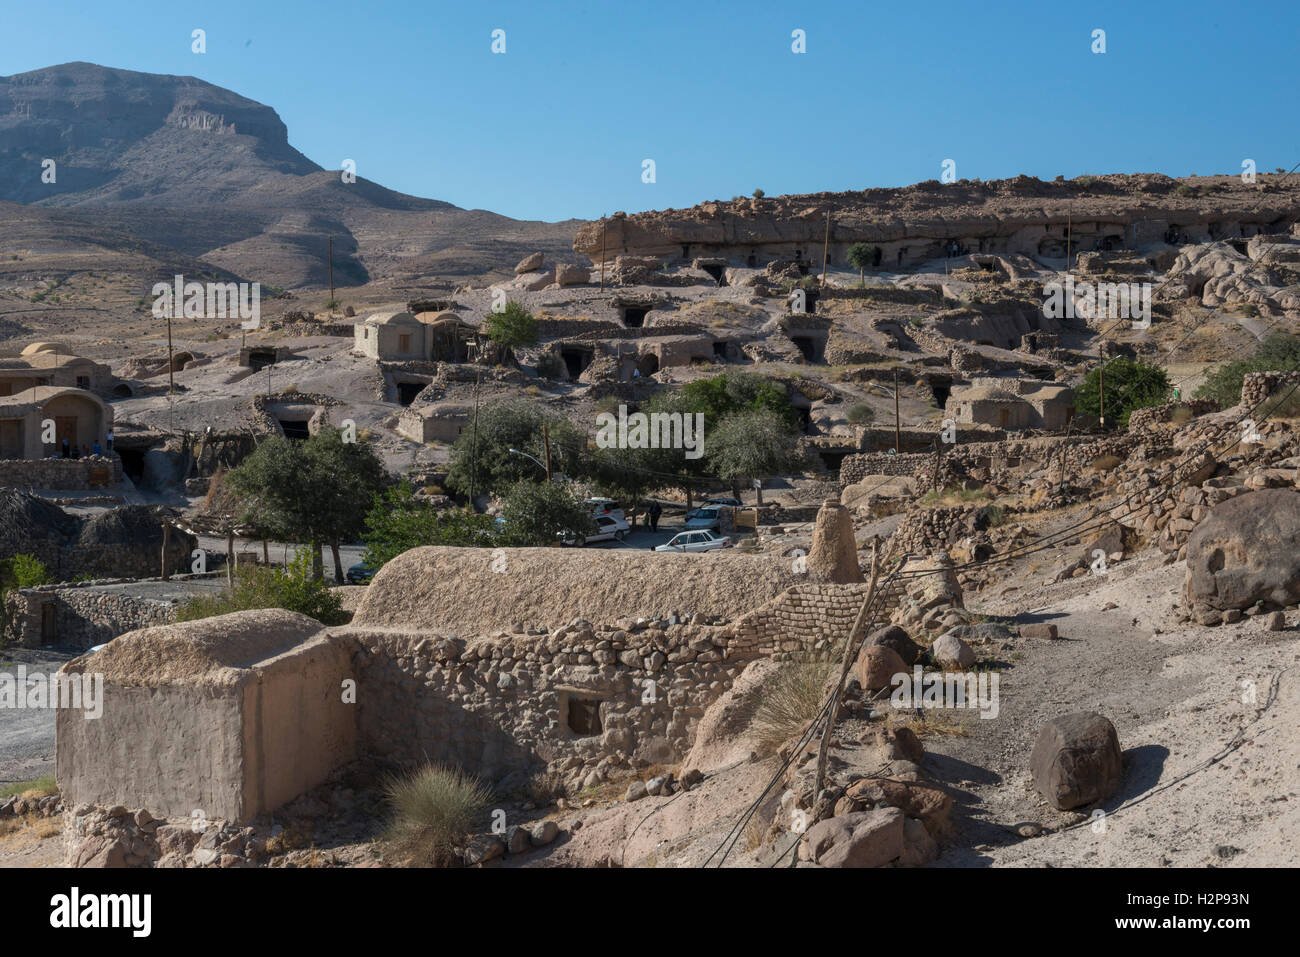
0, 386, 113, 459
945, 377, 1075, 431
354, 311, 476, 362
0, 343, 116, 398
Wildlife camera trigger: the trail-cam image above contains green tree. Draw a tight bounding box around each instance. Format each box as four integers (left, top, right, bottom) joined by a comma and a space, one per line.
680, 370, 799, 431
1195, 333, 1300, 409
482, 300, 539, 365
362, 483, 499, 570
1076, 356, 1171, 428
228, 428, 389, 583
846, 243, 881, 284
705, 408, 806, 504
446, 399, 585, 497
497, 480, 595, 546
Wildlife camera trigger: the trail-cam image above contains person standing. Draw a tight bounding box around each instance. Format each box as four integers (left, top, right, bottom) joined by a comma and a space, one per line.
106, 429, 114, 454
649, 501, 662, 532
61, 438, 70, 458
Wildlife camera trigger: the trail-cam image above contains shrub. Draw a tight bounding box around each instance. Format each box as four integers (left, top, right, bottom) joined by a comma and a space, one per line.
846, 403, 875, 425
383, 764, 492, 866
0, 774, 57, 800
535, 351, 565, 379
751, 659, 834, 755
1195, 332, 1300, 409
1, 554, 53, 590
174, 551, 346, 625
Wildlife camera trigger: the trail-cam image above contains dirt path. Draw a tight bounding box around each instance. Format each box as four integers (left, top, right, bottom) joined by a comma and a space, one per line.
926, 553, 1298, 867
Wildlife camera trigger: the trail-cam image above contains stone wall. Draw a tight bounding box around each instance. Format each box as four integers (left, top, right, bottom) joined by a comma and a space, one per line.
0, 455, 122, 490
2, 578, 186, 650
1127, 399, 1218, 432
1241, 370, 1300, 410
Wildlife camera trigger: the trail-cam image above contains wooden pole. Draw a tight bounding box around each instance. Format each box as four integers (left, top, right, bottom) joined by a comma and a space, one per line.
226, 529, 235, 587
893, 369, 901, 454
160, 523, 171, 581
820, 210, 831, 288
599, 217, 607, 292
166, 311, 175, 395
542, 423, 552, 483
1099, 343, 1106, 428
328, 235, 335, 310
815, 543, 881, 798
1066, 210, 1072, 270
469, 335, 482, 504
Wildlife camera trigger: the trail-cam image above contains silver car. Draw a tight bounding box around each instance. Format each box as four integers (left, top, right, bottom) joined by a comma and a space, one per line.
654, 530, 731, 552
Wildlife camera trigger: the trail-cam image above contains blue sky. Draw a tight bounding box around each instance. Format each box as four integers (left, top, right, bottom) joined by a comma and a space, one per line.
2, 0, 1296, 221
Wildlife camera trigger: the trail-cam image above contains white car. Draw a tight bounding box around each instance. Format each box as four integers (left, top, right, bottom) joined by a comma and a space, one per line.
654, 529, 731, 552
683, 505, 722, 531
564, 513, 630, 546
584, 497, 627, 523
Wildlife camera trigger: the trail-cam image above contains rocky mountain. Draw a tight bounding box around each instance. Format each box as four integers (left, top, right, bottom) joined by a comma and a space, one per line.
0, 62, 581, 288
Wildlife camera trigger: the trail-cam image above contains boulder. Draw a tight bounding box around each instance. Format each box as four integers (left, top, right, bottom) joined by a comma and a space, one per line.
854, 645, 905, 693
1030, 712, 1123, 810
555, 263, 590, 286
868, 624, 922, 665
798, 806, 904, 868
844, 777, 952, 833
931, 632, 975, 668
515, 252, 544, 274
1184, 489, 1300, 615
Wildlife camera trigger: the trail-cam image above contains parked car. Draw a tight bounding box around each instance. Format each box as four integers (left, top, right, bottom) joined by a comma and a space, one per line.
707, 497, 743, 507
346, 561, 378, 584
563, 513, 630, 546
654, 529, 731, 552
684, 505, 723, 530
584, 497, 626, 523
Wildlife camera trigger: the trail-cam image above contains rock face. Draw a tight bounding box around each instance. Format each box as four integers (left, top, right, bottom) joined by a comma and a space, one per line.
807, 498, 864, 584
1183, 489, 1300, 619
1030, 712, 1124, 810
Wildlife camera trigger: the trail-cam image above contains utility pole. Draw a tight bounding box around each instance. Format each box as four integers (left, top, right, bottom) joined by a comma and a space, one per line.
1098, 343, 1106, 428
469, 335, 482, 505
166, 307, 175, 395
599, 216, 607, 292
328, 235, 335, 311
893, 368, 901, 454
542, 422, 552, 483
160, 522, 171, 581
1066, 209, 1072, 270
820, 209, 831, 287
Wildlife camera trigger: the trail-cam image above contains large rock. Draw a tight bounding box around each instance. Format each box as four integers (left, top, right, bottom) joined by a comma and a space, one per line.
807, 498, 864, 583
931, 632, 975, 668
854, 645, 905, 693
798, 806, 904, 868
1184, 489, 1300, 617
515, 251, 544, 274
845, 777, 952, 833
1030, 712, 1123, 810
868, 625, 921, 665
554, 263, 590, 286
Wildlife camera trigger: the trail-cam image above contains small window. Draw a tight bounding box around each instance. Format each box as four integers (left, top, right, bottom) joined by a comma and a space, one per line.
76, 376, 89, 389
399, 333, 412, 352
565, 696, 604, 735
